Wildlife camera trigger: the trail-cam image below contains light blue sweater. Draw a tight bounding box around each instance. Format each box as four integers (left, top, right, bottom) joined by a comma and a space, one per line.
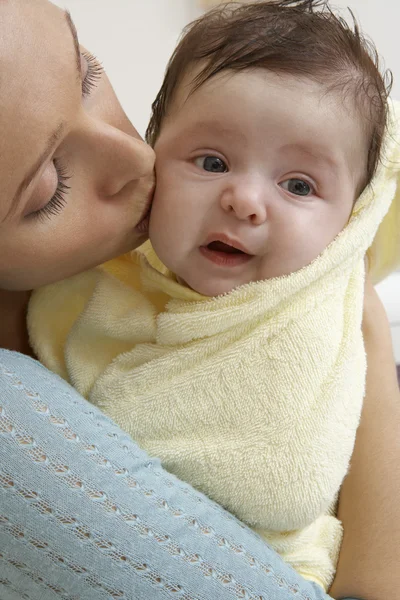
0, 349, 359, 600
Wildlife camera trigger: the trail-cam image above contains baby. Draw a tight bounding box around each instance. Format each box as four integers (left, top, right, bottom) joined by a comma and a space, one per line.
29, 0, 399, 591
147, 42, 367, 298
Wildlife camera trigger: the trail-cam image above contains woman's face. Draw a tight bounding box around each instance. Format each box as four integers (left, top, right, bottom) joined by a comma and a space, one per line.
0, 0, 155, 290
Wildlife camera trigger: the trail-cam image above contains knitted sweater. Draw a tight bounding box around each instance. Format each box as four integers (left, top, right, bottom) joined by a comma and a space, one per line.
0, 349, 333, 600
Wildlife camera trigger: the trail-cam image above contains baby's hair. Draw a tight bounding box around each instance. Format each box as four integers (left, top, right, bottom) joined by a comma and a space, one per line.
146, 0, 392, 190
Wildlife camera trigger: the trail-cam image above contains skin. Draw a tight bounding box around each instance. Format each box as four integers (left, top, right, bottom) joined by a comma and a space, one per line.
0, 0, 155, 292
0, 1, 399, 597
330, 280, 400, 599
150, 69, 367, 296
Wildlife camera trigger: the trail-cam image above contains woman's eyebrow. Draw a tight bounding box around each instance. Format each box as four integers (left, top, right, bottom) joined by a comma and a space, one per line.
65, 10, 82, 81
8, 12, 81, 221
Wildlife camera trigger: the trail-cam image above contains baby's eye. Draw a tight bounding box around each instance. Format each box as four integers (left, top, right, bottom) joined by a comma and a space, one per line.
194, 156, 228, 173
280, 178, 314, 197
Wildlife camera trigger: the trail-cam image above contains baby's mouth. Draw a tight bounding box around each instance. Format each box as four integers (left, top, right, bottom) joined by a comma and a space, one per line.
206, 240, 246, 254
200, 238, 253, 267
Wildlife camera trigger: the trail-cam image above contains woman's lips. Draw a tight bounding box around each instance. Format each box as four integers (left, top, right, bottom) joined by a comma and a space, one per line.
136, 209, 151, 234
135, 196, 153, 234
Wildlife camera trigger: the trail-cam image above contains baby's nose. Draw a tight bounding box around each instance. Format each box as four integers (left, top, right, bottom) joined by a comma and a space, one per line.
220, 183, 268, 224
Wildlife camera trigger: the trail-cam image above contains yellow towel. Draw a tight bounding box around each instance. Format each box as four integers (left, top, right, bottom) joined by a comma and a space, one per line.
367, 102, 400, 281
28, 101, 400, 591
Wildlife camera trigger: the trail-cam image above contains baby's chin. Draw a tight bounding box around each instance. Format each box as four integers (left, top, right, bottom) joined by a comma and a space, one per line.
177, 274, 243, 298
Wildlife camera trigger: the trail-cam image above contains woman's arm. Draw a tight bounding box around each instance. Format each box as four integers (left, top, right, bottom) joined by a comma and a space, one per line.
330, 280, 400, 600
0, 349, 330, 600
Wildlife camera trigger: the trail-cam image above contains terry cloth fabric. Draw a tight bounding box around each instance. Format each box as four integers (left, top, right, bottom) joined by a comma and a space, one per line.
28, 101, 400, 591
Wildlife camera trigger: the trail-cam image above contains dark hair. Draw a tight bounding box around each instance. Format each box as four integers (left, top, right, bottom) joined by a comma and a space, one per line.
146, 0, 392, 189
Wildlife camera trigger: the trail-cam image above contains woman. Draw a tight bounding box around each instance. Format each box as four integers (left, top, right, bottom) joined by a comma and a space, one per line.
0, 1, 399, 598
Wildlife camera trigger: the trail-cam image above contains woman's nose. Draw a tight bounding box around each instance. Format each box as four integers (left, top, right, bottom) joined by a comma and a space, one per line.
80, 115, 155, 198
220, 180, 268, 225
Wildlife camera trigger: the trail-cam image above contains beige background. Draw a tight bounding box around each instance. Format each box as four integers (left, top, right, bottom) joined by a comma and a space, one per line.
52, 0, 400, 137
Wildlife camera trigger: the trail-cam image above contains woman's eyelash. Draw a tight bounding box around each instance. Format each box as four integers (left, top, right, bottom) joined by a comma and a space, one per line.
31, 160, 71, 222
81, 51, 104, 98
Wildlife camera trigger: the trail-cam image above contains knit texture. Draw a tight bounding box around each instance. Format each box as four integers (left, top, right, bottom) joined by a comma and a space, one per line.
0, 349, 331, 600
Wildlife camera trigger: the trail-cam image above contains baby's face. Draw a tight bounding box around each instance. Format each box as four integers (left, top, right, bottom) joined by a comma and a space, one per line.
150, 69, 367, 296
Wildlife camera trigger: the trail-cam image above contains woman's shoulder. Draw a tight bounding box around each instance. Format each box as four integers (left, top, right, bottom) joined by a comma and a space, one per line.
0, 349, 57, 385
0, 348, 46, 369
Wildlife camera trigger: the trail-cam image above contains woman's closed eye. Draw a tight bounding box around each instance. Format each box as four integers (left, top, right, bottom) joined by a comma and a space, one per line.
27, 160, 71, 222
27, 51, 103, 222
279, 178, 315, 197
194, 155, 228, 173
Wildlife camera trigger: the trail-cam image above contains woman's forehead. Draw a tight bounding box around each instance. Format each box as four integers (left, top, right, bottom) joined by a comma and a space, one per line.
0, 1, 71, 79
0, 0, 72, 126
0, 0, 78, 220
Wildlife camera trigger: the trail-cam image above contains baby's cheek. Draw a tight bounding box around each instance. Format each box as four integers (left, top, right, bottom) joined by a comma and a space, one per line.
152, 169, 182, 214
149, 185, 167, 213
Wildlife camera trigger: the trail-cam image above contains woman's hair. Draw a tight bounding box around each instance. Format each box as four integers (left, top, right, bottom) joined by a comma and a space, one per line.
146, 0, 392, 189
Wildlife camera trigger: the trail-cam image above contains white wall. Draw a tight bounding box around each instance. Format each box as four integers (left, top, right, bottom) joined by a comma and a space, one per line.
53, 0, 400, 359
333, 0, 400, 99
52, 0, 203, 136
377, 273, 400, 363
53, 0, 400, 135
